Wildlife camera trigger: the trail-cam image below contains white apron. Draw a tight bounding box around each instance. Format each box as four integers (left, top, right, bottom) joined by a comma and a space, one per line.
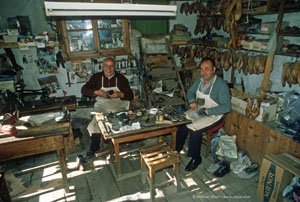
186, 76, 223, 131
87, 76, 130, 135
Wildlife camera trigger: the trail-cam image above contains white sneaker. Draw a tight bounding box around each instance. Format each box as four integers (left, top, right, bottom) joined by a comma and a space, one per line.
231, 155, 251, 174
238, 164, 258, 179
207, 162, 221, 173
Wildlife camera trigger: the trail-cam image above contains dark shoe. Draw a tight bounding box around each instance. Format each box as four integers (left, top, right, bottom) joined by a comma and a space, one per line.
85, 149, 95, 159
213, 161, 230, 177
77, 155, 87, 164
72, 128, 83, 139
185, 157, 202, 172
176, 147, 182, 154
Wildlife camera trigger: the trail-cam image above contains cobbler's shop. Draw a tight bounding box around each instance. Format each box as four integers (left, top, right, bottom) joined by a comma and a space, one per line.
0, 0, 300, 201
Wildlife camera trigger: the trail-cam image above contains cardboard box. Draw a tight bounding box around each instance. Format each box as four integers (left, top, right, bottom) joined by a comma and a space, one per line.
242, 40, 262, 51
257, 153, 300, 202
260, 21, 289, 34
231, 96, 248, 115
260, 37, 289, 53
231, 94, 277, 122
242, 0, 276, 14
256, 102, 277, 122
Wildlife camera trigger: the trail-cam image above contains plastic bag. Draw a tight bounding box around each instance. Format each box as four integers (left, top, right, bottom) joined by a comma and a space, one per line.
216, 135, 238, 159
210, 128, 227, 162
279, 92, 300, 127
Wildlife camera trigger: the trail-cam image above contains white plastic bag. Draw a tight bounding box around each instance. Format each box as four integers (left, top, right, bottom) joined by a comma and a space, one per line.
216, 135, 238, 159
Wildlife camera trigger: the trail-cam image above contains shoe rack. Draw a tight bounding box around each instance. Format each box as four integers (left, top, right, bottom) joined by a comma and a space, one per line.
140, 36, 188, 109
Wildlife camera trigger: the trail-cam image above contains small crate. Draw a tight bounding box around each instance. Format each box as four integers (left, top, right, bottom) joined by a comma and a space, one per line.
3, 35, 18, 43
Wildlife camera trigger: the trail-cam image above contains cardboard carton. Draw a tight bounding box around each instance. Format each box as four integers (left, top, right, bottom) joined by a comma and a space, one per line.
260, 21, 289, 34
257, 153, 300, 202
231, 95, 277, 122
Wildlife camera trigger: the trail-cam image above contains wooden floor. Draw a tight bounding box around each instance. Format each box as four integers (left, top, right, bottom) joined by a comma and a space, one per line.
1, 134, 261, 202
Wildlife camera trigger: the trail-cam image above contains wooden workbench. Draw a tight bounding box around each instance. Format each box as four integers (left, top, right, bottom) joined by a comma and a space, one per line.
0, 112, 74, 199
95, 113, 191, 181
20, 95, 77, 116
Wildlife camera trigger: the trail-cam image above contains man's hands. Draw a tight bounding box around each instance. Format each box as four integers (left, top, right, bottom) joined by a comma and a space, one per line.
189, 101, 197, 110
110, 91, 124, 98
94, 89, 108, 97
189, 101, 208, 115
94, 90, 124, 99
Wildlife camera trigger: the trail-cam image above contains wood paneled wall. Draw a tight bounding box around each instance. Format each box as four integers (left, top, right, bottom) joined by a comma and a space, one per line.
224, 110, 300, 164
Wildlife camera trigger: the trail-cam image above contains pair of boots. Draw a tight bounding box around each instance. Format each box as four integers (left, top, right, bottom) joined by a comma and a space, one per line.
86, 133, 100, 158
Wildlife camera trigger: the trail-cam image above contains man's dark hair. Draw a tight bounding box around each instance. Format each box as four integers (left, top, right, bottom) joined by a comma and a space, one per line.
200, 57, 215, 68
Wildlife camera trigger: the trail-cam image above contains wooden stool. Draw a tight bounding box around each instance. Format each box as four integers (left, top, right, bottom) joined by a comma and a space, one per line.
139, 142, 180, 201
202, 120, 225, 156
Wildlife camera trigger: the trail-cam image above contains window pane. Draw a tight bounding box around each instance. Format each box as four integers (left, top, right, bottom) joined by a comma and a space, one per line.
66, 20, 93, 30
97, 19, 122, 28
99, 29, 123, 49
67, 31, 95, 52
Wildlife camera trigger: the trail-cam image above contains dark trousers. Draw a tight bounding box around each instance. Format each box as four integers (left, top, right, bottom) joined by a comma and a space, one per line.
176, 118, 224, 158
89, 133, 101, 152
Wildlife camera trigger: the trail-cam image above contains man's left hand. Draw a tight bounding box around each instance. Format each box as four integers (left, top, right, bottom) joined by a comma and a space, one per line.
110, 91, 124, 99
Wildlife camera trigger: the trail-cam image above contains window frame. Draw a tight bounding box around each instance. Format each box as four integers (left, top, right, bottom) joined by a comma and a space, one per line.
57, 19, 131, 60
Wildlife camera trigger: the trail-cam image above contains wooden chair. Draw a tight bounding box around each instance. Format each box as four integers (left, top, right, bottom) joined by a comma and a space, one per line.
139, 142, 180, 201
202, 120, 225, 156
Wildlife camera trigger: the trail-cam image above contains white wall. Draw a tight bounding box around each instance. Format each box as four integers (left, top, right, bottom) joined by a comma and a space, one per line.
0, 0, 55, 35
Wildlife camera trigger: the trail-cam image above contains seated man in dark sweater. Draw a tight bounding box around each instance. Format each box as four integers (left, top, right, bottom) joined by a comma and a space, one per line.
81, 57, 133, 158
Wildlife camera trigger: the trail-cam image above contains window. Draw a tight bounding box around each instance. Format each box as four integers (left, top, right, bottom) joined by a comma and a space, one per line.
57, 19, 131, 60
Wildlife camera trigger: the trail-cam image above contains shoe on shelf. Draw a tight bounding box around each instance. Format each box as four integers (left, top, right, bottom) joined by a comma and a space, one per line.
238, 164, 258, 179
213, 161, 231, 178
207, 162, 221, 173
185, 156, 202, 172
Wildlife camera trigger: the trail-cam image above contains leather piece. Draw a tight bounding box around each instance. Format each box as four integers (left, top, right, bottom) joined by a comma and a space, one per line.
234, 0, 242, 21
282, 62, 290, 87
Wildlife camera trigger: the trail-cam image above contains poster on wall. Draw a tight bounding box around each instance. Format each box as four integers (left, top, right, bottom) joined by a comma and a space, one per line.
69, 59, 93, 83
37, 75, 61, 95
36, 47, 58, 74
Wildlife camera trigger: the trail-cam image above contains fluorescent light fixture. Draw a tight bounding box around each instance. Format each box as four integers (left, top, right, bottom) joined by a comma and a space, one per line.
44, 1, 177, 17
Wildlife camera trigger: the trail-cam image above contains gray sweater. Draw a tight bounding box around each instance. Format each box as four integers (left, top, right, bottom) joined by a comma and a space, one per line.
187, 76, 232, 116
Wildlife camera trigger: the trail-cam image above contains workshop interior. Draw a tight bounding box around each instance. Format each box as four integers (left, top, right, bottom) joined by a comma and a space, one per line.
1, 0, 300, 201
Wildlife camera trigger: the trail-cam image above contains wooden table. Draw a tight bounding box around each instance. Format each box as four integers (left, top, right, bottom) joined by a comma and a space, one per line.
0, 113, 72, 199
95, 114, 191, 181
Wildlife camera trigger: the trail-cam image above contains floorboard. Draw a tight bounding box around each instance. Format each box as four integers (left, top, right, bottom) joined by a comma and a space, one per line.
1, 135, 261, 202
